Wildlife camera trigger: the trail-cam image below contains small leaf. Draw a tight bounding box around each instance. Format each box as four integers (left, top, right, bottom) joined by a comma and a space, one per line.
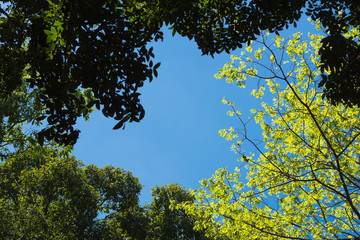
36, 115, 47, 122
154, 62, 161, 70
113, 120, 124, 130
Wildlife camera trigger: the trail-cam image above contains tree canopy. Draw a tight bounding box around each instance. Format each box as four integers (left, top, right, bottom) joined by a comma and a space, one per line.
2, 1, 360, 239
178, 23, 360, 239
1, 0, 162, 145
145, 184, 210, 240
0, 147, 209, 239
1, 0, 359, 145
0, 70, 208, 239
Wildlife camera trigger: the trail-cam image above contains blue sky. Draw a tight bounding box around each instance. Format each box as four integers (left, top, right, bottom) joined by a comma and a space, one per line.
73, 17, 315, 204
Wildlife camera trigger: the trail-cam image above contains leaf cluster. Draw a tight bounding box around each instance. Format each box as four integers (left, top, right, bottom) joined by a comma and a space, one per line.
0, 149, 209, 239
180, 26, 360, 239
2, 0, 360, 145
0, 0, 162, 145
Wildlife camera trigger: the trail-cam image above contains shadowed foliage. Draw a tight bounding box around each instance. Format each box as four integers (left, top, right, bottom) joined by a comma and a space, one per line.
1, 0, 359, 145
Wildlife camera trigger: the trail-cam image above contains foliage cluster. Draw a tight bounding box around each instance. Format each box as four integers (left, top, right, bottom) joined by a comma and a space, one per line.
0, 82, 208, 239
1, 1, 360, 239
1, 0, 359, 145
177, 23, 360, 239
0, 146, 209, 239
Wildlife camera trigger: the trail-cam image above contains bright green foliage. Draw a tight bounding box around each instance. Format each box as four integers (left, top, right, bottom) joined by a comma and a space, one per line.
179, 26, 360, 239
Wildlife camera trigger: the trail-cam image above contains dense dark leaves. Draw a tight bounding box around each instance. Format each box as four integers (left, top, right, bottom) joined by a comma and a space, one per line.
307, 0, 360, 107
146, 184, 211, 240
1, 0, 360, 146
149, 0, 360, 107
85, 164, 142, 213
0, 0, 162, 145
151, 0, 306, 56
319, 33, 360, 106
